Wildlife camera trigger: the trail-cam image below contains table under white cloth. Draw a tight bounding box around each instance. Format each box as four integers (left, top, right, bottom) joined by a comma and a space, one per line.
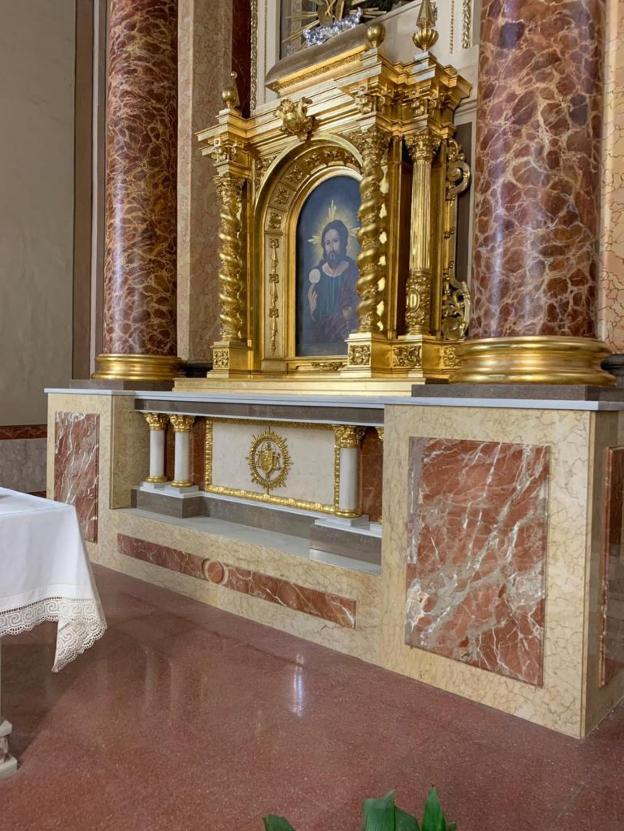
0, 488, 106, 671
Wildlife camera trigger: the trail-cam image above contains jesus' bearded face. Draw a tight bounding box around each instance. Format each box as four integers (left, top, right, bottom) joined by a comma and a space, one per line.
323, 228, 345, 267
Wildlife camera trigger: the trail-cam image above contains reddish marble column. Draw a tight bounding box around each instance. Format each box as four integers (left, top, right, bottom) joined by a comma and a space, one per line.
457, 0, 613, 384
96, 0, 180, 381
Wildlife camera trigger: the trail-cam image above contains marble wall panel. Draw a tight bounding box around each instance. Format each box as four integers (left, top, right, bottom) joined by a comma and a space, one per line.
0, 438, 46, 493
600, 446, 624, 685
191, 418, 206, 488
178, 0, 235, 360
0, 425, 47, 440
119, 531, 356, 628
54, 412, 100, 542
360, 427, 383, 522
381, 406, 591, 737
597, 0, 624, 352
405, 438, 549, 686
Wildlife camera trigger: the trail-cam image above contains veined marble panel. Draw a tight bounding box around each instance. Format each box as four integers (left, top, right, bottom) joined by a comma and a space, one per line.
54, 412, 100, 542
600, 446, 624, 685
118, 532, 356, 628
210, 421, 335, 508
118, 533, 204, 579
405, 438, 549, 686
597, 0, 624, 351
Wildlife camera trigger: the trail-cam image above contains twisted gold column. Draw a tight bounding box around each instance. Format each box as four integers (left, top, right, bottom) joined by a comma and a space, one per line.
355, 127, 388, 333
216, 173, 245, 342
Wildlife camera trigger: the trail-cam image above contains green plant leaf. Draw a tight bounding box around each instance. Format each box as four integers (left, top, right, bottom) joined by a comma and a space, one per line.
263, 815, 297, 831
394, 805, 420, 831
362, 790, 397, 831
421, 789, 448, 831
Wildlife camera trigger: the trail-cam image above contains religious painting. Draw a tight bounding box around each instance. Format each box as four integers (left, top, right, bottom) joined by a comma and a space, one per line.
295, 174, 360, 357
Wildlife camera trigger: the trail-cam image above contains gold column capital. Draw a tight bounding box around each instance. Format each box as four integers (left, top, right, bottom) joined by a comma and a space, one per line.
143, 412, 168, 431
169, 414, 195, 433
404, 128, 440, 163
376, 427, 384, 443
334, 425, 366, 448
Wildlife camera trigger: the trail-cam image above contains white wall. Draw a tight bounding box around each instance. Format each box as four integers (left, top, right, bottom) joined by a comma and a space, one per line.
0, 0, 76, 425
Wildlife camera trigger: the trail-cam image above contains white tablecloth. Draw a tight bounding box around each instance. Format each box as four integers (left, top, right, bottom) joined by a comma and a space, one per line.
0, 488, 106, 671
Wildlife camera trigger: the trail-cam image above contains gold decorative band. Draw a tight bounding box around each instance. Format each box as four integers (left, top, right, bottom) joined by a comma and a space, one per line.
453, 336, 615, 386
94, 353, 182, 381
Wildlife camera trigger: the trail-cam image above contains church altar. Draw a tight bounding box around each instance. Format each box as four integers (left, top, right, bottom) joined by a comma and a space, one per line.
0, 489, 107, 776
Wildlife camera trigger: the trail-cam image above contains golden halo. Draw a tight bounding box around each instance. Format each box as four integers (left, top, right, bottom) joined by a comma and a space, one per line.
308, 199, 359, 250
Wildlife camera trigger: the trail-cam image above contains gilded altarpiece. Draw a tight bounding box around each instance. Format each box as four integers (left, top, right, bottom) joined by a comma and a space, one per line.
186, 29, 471, 394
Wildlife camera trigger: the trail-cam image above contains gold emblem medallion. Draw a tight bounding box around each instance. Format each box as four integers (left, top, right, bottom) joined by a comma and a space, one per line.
247, 428, 292, 493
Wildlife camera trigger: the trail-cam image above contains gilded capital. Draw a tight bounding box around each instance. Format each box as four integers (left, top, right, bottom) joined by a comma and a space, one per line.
405, 129, 440, 164
169, 415, 195, 433
143, 412, 168, 431
376, 427, 384, 443
334, 425, 366, 448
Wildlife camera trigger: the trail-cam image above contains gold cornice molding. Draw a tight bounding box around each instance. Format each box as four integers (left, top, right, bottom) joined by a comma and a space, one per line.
453, 336, 615, 386
94, 354, 182, 381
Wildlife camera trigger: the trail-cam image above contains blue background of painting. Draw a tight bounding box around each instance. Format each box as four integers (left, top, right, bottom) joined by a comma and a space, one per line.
295, 175, 360, 357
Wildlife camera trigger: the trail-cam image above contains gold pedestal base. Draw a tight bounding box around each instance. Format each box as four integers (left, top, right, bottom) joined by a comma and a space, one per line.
210, 341, 252, 376
94, 353, 182, 381
454, 336, 614, 386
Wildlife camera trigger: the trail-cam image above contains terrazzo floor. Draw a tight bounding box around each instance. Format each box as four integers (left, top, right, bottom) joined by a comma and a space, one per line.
1, 564, 623, 830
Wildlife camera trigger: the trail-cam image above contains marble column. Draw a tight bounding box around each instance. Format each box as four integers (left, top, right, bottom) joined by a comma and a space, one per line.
456, 0, 614, 385
334, 426, 365, 517
169, 415, 195, 487
95, 0, 180, 381
142, 413, 168, 483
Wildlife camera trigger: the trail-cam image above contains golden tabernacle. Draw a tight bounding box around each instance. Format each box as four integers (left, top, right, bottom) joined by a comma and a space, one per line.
176, 21, 472, 394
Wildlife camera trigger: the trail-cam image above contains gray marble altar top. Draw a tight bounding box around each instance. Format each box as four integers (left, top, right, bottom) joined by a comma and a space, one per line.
45, 388, 624, 412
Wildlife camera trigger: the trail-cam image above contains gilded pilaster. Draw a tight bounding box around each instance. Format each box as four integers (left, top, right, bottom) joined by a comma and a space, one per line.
404, 128, 439, 336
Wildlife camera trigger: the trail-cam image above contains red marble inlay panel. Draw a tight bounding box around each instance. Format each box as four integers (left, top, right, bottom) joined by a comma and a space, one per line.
471, 0, 605, 338
207, 562, 356, 629
0, 425, 47, 440
359, 427, 383, 522
118, 533, 204, 579
54, 413, 100, 543
103, 0, 178, 356
191, 418, 206, 488
600, 447, 624, 686
119, 534, 356, 628
405, 438, 549, 686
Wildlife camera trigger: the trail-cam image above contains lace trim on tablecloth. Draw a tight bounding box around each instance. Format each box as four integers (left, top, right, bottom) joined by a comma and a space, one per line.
0, 597, 107, 672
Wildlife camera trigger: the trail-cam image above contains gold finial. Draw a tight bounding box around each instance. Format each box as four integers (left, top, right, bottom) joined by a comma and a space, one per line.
412, 0, 439, 51
366, 23, 386, 49
221, 71, 240, 111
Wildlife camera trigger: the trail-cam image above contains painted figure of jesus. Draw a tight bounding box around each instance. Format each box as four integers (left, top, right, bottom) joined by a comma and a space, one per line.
304, 219, 359, 354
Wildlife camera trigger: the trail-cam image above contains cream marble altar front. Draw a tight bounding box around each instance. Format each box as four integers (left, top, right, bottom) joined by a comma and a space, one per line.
47, 389, 624, 737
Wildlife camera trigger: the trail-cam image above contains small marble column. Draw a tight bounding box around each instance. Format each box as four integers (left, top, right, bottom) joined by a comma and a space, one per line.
169, 415, 195, 487
142, 413, 168, 483
95, 0, 180, 382
456, 0, 613, 385
334, 426, 365, 517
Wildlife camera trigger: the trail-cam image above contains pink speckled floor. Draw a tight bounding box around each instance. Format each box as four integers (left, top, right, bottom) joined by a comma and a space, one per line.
1, 564, 623, 830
